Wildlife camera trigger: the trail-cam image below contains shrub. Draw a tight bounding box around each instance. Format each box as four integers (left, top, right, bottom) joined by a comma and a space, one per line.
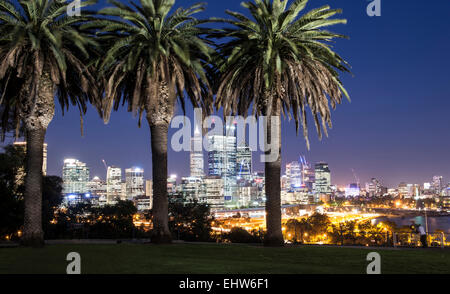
226, 227, 262, 243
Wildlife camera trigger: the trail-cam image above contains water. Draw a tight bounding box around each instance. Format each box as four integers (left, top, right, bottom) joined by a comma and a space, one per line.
374, 215, 450, 233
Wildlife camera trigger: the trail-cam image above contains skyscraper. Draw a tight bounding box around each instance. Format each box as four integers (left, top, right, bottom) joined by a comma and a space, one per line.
236, 145, 252, 181
145, 180, 153, 197
145, 180, 153, 209
432, 176, 443, 195
62, 159, 90, 194
125, 167, 145, 199
300, 155, 315, 192
13, 142, 48, 176
314, 162, 331, 195
190, 127, 204, 177
106, 166, 122, 204
208, 123, 237, 202
167, 174, 178, 195
203, 176, 224, 210
181, 177, 204, 202
87, 176, 107, 206
365, 178, 382, 197
286, 161, 301, 190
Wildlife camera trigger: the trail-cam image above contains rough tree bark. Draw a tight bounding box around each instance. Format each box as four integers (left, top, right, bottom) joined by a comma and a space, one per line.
262, 94, 284, 247
147, 82, 173, 244
21, 70, 55, 247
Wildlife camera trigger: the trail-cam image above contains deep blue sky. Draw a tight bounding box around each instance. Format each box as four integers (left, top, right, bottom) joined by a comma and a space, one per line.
4, 0, 450, 187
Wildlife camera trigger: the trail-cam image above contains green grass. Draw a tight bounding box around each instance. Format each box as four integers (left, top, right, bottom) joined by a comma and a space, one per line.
0, 244, 449, 274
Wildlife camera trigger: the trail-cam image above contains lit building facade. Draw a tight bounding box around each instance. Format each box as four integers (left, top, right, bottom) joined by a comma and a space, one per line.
207, 124, 237, 203
203, 176, 224, 210
134, 195, 152, 211
125, 167, 145, 199
432, 176, 443, 195
145, 180, 153, 209
181, 177, 204, 202
190, 127, 204, 177
314, 162, 331, 195
13, 142, 48, 186
365, 178, 383, 197
145, 180, 153, 197
300, 156, 315, 192
87, 176, 107, 206
345, 183, 360, 197
167, 175, 178, 195
236, 145, 252, 181
62, 159, 90, 194
286, 161, 301, 190
106, 166, 122, 204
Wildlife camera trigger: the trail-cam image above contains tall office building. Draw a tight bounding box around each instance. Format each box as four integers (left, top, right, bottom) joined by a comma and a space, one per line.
190, 127, 204, 177
87, 176, 107, 206
365, 178, 382, 197
13, 142, 48, 185
345, 183, 361, 197
286, 161, 302, 190
181, 177, 204, 202
121, 182, 128, 201
398, 182, 409, 197
208, 123, 237, 202
203, 176, 224, 209
208, 136, 229, 176
432, 176, 443, 195
236, 145, 252, 181
145, 180, 153, 197
62, 159, 90, 194
145, 180, 153, 209
167, 174, 178, 195
314, 162, 331, 195
299, 155, 315, 192
106, 166, 122, 204
125, 167, 145, 199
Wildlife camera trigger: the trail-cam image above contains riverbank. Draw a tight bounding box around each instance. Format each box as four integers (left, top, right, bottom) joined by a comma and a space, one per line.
372, 208, 450, 218
374, 215, 450, 233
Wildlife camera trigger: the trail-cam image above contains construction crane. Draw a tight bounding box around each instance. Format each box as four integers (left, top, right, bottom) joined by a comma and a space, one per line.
237, 159, 251, 179
351, 168, 360, 187
102, 159, 108, 171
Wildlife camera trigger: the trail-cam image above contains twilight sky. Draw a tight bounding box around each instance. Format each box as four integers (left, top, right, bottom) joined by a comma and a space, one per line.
3, 0, 450, 187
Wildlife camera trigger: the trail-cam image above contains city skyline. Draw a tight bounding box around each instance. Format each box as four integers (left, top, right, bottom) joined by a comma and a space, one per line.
54, 149, 448, 190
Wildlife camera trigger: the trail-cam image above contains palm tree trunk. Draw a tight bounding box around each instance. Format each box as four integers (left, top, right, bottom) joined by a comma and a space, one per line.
149, 122, 172, 243
21, 71, 55, 247
263, 99, 284, 247
21, 127, 46, 247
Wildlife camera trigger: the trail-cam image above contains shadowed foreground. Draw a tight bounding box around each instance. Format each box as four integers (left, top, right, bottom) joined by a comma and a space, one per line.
0, 244, 448, 274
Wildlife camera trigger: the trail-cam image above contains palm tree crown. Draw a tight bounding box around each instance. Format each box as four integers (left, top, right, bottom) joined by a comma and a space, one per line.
213, 0, 350, 148
0, 0, 100, 138
91, 0, 213, 124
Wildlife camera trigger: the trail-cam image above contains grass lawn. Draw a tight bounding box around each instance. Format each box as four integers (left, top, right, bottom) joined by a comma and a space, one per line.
0, 243, 449, 274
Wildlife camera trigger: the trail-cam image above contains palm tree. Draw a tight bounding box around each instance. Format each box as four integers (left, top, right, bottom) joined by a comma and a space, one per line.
91, 0, 213, 243
213, 0, 350, 246
0, 0, 100, 247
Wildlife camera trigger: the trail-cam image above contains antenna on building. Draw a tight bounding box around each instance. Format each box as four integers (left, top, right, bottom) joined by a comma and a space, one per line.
102, 159, 108, 171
